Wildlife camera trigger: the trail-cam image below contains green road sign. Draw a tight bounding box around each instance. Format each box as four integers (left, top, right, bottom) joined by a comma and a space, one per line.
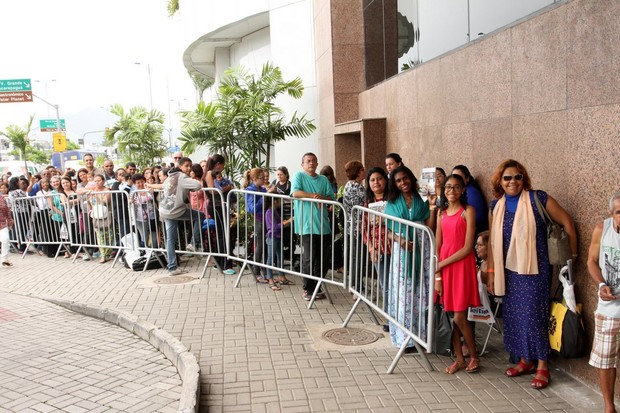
40, 119, 66, 132
0, 79, 32, 93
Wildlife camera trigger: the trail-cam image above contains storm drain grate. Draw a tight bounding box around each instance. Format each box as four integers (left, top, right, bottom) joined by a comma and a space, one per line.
153, 275, 196, 285
321, 327, 382, 346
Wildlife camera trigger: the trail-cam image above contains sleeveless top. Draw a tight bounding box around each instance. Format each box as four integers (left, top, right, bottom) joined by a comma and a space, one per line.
597, 217, 620, 317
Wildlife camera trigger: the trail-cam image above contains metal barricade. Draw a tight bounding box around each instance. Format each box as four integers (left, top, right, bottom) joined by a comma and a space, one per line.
196, 187, 230, 278
12, 194, 72, 259
70, 189, 136, 265
229, 189, 347, 308
343, 205, 437, 373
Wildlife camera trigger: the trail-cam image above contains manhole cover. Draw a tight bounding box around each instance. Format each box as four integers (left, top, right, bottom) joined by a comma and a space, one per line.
322, 327, 382, 346
153, 275, 196, 285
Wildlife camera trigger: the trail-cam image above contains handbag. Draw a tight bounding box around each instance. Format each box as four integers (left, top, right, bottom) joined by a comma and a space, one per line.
431, 303, 453, 356
91, 204, 108, 220
533, 191, 572, 266
548, 280, 586, 358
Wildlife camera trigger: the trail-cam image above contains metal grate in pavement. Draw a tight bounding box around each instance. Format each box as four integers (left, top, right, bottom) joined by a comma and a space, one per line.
153, 275, 197, 284
322, 327, 382, 346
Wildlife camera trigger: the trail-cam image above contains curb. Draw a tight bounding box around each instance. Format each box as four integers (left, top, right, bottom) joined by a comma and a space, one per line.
32, 294, 200, 413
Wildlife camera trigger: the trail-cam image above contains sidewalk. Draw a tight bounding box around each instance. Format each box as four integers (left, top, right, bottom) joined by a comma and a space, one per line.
0, 254, 606, 412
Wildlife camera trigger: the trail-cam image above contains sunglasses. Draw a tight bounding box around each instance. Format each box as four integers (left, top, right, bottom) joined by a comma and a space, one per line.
502, 174, 523, 182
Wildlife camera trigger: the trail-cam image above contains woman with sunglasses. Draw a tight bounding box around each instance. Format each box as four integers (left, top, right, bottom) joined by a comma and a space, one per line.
486, 159, 577, 390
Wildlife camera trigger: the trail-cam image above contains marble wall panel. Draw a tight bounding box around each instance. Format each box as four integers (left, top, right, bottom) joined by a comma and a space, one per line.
471, 30, 512, 121
566, 0, 620, 108
511, 6, 567, 116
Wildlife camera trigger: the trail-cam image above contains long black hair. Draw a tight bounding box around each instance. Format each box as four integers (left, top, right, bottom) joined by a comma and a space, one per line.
439, 174, 468, 211
364, 167, 389, 202
387, 166, 420, 202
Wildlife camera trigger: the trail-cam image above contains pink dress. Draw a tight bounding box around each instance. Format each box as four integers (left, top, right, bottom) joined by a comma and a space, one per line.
439, 207, 480, 312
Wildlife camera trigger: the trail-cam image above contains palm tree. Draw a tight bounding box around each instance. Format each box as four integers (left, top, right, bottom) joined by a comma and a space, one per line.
0, 114, 34, 171
190, 71, 215, 103
179, 62, 316, 179
105, 104, 167, 168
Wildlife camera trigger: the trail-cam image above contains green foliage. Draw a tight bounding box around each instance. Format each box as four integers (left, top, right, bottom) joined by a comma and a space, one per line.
0, 114, 35, 172
9, 145, 49, 165
180, 62, 316, 180
105, 104, 167, 169
189, 71, 215, 102
66, 140, 80, 150
167, 0, 179, 16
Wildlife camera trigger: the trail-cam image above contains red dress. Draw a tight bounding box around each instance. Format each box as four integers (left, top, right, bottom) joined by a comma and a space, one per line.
439, 207, 480, 312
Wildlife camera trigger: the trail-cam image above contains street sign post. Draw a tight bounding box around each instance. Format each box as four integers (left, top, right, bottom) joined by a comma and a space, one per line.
40, 119, 66, 132
0, 79, 32, 104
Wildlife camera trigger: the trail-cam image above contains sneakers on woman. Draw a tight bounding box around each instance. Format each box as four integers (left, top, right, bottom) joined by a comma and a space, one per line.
168, 268, 188, 276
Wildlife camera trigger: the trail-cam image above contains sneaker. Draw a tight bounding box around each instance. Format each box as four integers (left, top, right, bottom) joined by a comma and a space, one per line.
316, 291, 326, 299
168, 268, 188, 276
302, 291, 312, 301
186, 244, 195, 253
82, 255, 91, 261
93, 252, 101, 259
223, 269, 236, 275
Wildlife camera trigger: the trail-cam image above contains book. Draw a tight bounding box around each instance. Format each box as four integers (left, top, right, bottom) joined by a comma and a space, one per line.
419, 167, 436, 199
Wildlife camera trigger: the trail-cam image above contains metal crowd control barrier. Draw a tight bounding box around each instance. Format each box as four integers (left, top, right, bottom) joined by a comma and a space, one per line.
228, 189, 347, 308
343, 205, 437, 373
12, 194, 72, 259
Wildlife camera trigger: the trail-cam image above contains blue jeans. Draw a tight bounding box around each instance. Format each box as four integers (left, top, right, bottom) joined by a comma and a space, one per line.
164, 209, 201, 271
265, 237, 281, 280
375, 253, 391, 313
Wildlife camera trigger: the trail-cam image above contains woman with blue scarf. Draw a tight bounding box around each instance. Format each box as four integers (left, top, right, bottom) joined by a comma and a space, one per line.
384, 166, 437, 352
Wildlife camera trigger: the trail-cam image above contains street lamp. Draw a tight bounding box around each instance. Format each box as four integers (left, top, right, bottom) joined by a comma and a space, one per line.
134, 62, 153, 110
34, 79, 56, 117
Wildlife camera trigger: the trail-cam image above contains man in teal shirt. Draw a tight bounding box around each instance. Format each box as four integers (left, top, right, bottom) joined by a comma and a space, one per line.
291, 153, 335, 301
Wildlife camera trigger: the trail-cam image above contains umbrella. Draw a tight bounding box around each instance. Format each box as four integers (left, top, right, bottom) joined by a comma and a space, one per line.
559, 261, 577, 313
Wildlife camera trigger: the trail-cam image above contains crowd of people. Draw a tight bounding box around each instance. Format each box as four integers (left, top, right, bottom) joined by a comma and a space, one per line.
5, 150, 620, 409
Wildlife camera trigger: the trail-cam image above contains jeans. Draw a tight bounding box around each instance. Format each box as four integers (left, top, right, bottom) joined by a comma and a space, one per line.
136, 219, 159, 249
300, 234, 331, 293
164, 209, 201, 271
252, 219, 265, 276
265, 237, 281, 280
375, 253, 391, 313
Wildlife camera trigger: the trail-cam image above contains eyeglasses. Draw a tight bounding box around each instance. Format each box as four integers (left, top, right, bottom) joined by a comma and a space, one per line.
444, 185, 463, 192
173, 157, 181, 160
475, 243, 486, 248
502, 174, 523, 182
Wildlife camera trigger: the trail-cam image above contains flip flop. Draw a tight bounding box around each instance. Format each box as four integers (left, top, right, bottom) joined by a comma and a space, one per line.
269, 284, 282, 291
255, 276, 269, 284
279, 279, 295, 285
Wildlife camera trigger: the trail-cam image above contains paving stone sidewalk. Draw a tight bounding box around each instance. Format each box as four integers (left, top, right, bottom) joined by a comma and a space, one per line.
0, 254, 608, 412
0, 291, 181, 413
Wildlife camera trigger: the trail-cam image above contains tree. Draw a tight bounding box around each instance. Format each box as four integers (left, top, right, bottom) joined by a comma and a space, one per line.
190, 71, 215, 102
104, 104, 167, 168
0, 114, 34, 172
179, 62, 316, 182
9, 145, 49, 165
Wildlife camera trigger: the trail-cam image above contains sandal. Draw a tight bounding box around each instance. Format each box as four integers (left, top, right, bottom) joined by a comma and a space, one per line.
2, 261, 13, 267
466, 358, 480, 373
99, 257, 109, 264
269, 283, 282, 291
531, 369, 550, 390
64, 252, 71, 259
505, 360, 535, 377
255, 276, 268, 284
279, 279, 295, 285
445, 360, 466, 374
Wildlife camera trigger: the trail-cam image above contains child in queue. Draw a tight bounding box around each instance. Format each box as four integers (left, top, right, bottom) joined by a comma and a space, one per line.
435, 174, 481, 374
264, 196, 294, 291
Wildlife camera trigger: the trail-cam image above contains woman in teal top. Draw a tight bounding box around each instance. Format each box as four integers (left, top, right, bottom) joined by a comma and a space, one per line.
384, 166, 437, 351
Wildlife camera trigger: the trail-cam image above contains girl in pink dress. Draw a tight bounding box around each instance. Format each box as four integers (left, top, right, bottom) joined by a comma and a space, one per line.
435, 174, 481, 374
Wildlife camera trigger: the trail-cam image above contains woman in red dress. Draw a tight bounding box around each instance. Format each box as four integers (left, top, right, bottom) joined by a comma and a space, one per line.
435, 174, 480, 374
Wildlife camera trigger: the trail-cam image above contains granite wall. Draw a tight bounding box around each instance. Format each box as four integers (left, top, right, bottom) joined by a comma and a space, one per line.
315, 0, 620, 394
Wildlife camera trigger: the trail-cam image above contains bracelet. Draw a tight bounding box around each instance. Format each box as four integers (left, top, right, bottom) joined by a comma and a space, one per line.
486, 268, 495, 273
435, 277, 442, 281
572, 254, 578, 258
599, 282, 606, 291
429, 205, 437, 211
